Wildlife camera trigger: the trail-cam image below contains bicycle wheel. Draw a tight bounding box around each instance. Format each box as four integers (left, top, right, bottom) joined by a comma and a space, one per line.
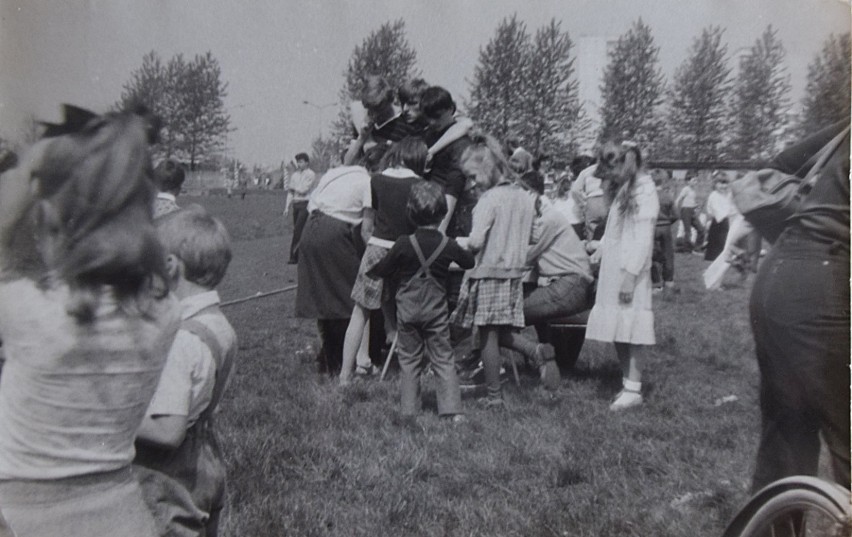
737, 486, 851, 537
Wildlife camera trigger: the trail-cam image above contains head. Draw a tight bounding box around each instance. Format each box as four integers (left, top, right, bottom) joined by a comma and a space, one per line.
610, 142, 644, 216
156, 204, 232, 291
154, 159, 185, 195
361, 75, 395, 125
713, 174, 730, 192
379, 137, 428, 177
505, 134, 522, 156
535, 154, 552, 173
420, 86, 456, 130
398, 78, 429, 124
460, 132, 514, 191
407, 181, 448, 227
519, 170, 545, 196
10, 108, 166, 320
509, 147, 534, 175
569, 155, 595, 178
295, 153, 310, 170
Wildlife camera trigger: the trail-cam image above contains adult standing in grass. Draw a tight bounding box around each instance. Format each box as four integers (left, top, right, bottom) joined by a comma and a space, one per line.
0, 107, 180, 537
584, 142, 659, 411
284, 152, 316, 265
749, 123, 850, 492
703, 174, 735, 262
295, 157, 374, 376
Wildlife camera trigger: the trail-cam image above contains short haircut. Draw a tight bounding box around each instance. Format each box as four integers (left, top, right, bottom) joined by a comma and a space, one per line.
379, 137, 428, 176
361, 75, 394, 110
420, 86, 456, 119
156, 204, 232, 289
155, 159, 186, 194
295, 152, 310, 163
407, 181, 447, 227
520, 170, 545, 195
398, 78, 429, 105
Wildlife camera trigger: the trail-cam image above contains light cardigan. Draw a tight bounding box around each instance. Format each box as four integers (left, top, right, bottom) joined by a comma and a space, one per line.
467, 183, 535, 279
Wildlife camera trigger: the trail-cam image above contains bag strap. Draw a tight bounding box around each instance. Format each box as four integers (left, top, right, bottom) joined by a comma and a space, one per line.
410, 234, 449, 279
798, 125, 850, 196
181, 308, 236, 420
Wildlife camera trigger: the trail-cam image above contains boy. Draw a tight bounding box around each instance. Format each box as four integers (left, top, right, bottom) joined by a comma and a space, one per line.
285, 152, 316, 264
675, 174, 705, 252
368, 182, 474, 419
135, 205, 237, 537
153, 159, 186, 219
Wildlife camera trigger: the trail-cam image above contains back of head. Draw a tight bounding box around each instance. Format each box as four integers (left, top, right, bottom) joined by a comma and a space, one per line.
361, 75, 394, 110
398, 78, 429, 105
520, 170, 545, 195
27, 109, 166, 320
420, 86, 455, 120
407, 181, 447, 227
379, 137, 428, 177
509, 147, 534, 174
156, 204, 232, 289
154, 159, 186, 194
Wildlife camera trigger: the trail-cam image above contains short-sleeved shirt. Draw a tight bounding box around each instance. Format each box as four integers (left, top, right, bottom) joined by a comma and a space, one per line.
145, 291, 236, 428
424, 122, 475, 237
307, 166, 372, 225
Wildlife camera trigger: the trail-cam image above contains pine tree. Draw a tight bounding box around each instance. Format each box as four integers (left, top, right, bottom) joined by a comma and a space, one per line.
467, 14, 531, 143
598, 19, 666, 156
727, 26, 791, 161
520, 19, 587, 160
667, 26, 732, 162
799, 32, 851, 136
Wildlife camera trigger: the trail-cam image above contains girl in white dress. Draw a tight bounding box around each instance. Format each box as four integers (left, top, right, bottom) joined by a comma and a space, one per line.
584, 143, 659, 410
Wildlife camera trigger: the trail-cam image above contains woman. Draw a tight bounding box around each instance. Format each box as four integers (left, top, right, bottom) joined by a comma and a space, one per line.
0, 107, 180, 537
295, 155, 374, 375
584, 142, 659, 411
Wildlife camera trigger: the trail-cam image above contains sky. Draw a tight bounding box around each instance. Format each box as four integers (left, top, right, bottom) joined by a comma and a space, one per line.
0, 0, 849, 168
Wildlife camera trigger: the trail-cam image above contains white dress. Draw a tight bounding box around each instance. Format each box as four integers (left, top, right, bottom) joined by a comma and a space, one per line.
585, 174, 659, 345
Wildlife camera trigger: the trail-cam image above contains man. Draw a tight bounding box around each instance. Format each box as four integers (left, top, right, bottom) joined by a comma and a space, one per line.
153, 159, 186, 219
284, 153, 316, 264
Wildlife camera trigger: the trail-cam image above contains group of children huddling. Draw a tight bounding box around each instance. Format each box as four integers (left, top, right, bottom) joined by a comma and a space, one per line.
294, 76, 660, 420
0, 106, 236, 537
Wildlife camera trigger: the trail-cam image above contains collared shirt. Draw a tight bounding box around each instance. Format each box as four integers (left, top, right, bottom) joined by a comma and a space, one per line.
308, 165, 372, 225
288, 168, 317, 201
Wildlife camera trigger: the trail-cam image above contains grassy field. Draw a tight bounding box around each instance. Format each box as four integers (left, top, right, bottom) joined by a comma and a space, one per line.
189, 191, 765, 537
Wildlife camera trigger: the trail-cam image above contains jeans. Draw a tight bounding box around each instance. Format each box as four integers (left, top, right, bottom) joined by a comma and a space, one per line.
749, 229, 850, 491
524, 273, 592, 344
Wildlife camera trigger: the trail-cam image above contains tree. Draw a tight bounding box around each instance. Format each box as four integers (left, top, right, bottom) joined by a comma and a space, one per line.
798, 32, 851, 136
598, 19, 666, 155
727, 26, 791, 160
467, 14, 531, 143
118, 51, 231, 170
310, 134, 342, 174
667, 26, 732, 162
519, 19, 587, 160
331, 19, 420, 152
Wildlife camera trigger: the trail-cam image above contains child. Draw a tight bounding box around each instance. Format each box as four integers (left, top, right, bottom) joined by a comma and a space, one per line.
675, 174, 705, 252
338, 138, 429, 385
134, 205, 236, 537
153, 159, 186, 219
450, 133, 536, 408
369, 182, 475, 419
584, 143, 659, 410
0, 106, 180, 537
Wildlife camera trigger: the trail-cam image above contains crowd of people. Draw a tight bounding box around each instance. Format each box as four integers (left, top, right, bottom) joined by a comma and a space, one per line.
0, 75, 846, 536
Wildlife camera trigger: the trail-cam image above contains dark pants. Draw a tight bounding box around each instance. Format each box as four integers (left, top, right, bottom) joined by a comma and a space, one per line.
289, 200, 309, 263
523, 273, 592, 343
652, 224, 675, 285
704, 217, 729, 261
316, 319, 348, 374
749, 229, 850, 491
679, 207, 704, 250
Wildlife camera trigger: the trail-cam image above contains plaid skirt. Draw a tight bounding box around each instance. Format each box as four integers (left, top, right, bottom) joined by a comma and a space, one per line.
350, 243, 390, 310
450, 277, 525, 328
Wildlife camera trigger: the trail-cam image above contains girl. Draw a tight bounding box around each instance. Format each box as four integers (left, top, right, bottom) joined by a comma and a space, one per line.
339, 137, 429, 386
584, 142, 659, 411
451, 134, 536, 407
0, 107, 180, 537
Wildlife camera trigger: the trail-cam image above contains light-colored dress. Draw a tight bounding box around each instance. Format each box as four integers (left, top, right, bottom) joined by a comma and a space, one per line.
585, 174, 659, 345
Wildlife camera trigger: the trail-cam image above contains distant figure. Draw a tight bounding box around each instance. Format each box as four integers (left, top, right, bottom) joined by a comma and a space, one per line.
135, 205, 236, 537
703, 175, 734, 261
285, 152, 316, 264
651, 169, 677, 290
675, 174, 705, 252
153, 159, 186, 219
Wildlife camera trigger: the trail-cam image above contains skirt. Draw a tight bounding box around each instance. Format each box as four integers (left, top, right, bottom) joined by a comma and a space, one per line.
350, 243, 391, 310
450, 277, 525, 328
295, 211, 365, 319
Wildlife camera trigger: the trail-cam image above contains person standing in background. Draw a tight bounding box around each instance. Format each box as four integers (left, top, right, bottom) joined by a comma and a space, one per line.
285, 152, 316, 264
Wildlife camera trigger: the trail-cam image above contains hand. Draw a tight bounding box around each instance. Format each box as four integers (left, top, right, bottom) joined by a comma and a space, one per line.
619, 273, 636, 304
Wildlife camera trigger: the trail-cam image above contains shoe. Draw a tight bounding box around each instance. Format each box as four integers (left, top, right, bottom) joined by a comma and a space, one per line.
540, 361, 561, 391
609, 389, 643, 411
445, 414, 467, 424
531, 343, 555, 369
459, 364, 508, 390
354, 364, 379, 377
480, 396, 506, 410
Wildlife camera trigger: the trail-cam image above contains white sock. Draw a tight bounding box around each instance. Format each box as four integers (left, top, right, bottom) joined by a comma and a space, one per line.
622, 378, 642, 393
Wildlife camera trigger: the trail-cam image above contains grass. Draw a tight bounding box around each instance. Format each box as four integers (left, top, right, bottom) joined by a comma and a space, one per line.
188, 191, 765, 537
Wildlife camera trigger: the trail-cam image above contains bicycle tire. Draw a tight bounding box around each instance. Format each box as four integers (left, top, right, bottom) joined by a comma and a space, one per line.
737, 487, 851, 537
